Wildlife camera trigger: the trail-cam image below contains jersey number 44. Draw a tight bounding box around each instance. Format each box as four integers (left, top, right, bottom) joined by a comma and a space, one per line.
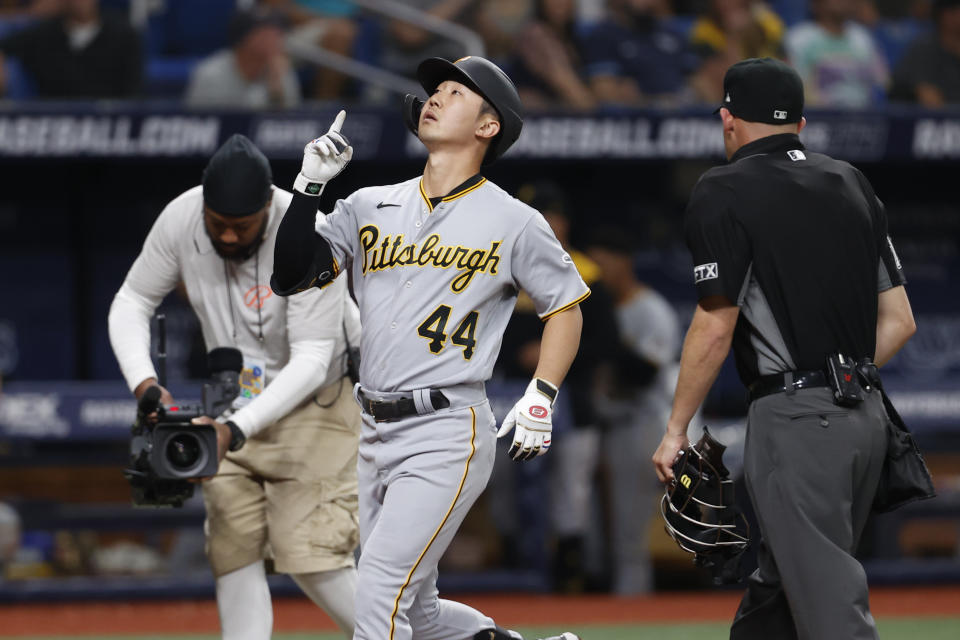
417, 305, 479, 360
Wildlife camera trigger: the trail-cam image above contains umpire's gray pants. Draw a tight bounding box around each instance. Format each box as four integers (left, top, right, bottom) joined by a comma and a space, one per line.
731, 387, 888, 640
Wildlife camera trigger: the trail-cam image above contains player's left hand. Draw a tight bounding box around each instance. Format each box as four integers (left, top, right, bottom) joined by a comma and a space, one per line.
497, 378, 557, 461
295, 110, 353, 194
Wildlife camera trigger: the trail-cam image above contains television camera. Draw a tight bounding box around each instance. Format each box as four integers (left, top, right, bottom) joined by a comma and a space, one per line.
123, 346, 242, 507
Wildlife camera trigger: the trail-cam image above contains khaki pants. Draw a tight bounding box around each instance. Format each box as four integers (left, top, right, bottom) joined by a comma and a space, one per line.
203, 378, 361, 577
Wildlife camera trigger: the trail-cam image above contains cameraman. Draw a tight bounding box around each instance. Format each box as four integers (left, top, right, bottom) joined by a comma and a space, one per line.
108, 135, 361, 639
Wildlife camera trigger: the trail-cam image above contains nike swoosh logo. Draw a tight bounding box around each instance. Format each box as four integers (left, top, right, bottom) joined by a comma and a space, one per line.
377, 202, 401, 209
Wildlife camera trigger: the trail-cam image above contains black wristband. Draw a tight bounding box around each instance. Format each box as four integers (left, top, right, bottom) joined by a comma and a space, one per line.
225, 420, 246, 452
293, 173, 325, 195
534, 378, 559, 405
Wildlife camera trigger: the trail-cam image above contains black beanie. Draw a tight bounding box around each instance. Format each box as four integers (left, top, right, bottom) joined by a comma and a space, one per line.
202, 134, 273, 217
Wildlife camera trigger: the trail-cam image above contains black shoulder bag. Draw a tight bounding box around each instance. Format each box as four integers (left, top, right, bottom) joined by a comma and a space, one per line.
858, 362, 936, 513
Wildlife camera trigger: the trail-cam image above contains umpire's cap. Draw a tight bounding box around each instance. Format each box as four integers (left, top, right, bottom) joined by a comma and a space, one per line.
715, 57, 804, 125
403, 56, 524, 165
202, 134, 273, 217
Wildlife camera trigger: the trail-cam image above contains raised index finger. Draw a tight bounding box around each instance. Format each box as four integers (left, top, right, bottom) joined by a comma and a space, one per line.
328, 110, 346, 134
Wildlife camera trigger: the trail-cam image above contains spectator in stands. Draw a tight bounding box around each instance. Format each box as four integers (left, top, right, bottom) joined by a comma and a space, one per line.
499, 181, 620, 593
785, 0, 889, 107
0, 0, 142, 99
875, 0, 931, 20
891, 0, 960, 105
691, 0, 785, 59
186, 8, 301, 109
382, 0, 531, 82
381, 0, 481, 78
581, 0, 704, 106
511, 0, 597, 111
473, 0, 534, 59
261, 0, 359, 100
0, 0, 58, 19
586, 227, 680, 595
688, 0, 786, 103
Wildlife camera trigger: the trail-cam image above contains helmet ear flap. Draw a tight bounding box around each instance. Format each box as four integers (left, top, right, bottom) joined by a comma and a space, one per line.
403, 94, 424, 135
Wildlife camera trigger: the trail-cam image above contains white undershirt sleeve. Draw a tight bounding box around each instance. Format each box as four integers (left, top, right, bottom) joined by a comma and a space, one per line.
108, 205, 182, 392
228, 276, 347, 438
109, 284, 164, 393
227, 337, 335, 437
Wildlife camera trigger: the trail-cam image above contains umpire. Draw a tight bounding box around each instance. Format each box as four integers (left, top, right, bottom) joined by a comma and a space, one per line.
652, 58, 917, 640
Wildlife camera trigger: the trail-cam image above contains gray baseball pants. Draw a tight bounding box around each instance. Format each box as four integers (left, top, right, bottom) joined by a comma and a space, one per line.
731, 387, 888, 640
353, 398, 498, 640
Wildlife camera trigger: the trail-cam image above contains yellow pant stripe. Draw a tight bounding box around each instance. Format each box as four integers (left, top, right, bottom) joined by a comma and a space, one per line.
388, 407, 477, 639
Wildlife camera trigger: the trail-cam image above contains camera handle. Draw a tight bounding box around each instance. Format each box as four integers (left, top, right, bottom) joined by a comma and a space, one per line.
137, 385, 163, 416
157, 313, 167, 388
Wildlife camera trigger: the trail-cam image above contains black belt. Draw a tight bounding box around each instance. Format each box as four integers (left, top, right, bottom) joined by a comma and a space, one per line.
748, 370, 830, 402
358, 389, 450, 422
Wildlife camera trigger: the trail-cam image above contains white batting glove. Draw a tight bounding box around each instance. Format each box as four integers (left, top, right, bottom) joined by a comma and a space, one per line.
497, 378, 559, 461
293, 109, 353, 196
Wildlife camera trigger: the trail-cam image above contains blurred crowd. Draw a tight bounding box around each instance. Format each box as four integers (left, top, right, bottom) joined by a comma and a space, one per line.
0, 0, 958, 108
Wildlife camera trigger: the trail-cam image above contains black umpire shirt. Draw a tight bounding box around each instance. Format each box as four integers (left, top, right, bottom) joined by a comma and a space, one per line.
684, 133, 906, 386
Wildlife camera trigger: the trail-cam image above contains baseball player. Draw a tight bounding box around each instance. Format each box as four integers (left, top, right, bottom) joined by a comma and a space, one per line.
271, 56, 584, 640
108, 135, 361, 639
587, 228, 681, 594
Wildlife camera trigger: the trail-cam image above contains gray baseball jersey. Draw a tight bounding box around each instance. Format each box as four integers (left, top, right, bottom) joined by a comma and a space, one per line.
609, 288, 680, 422
315, 174, 590, 392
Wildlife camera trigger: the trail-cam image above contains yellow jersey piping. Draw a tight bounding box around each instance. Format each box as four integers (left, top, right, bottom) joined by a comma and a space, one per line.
442, 178, 487, 201
419, 179, 434, 212
418, 177, 488, 212
540, 289, 591, 321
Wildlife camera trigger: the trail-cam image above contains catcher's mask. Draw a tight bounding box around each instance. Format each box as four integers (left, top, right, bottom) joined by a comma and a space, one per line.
660, 427, 750, 584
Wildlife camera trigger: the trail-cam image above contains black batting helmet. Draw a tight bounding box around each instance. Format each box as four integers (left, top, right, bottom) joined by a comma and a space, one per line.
403, 56, 524, 165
